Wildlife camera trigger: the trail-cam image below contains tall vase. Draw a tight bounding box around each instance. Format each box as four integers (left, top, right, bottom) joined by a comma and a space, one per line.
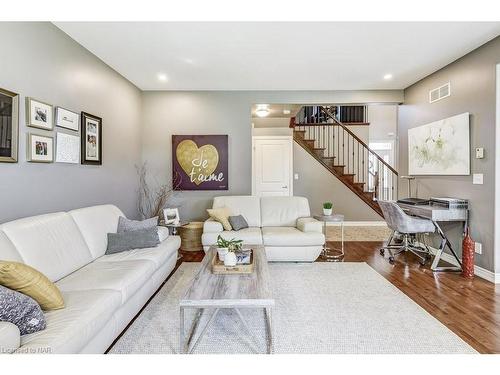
461, 227, 474, 279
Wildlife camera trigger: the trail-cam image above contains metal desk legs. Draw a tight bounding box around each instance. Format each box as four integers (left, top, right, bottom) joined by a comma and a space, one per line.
430, 221, 463, 272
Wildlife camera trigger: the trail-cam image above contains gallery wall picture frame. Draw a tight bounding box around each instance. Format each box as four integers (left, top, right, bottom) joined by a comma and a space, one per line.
55, 107, 79, 131
26, 97, 53, 130
0, 87, 19, 163
80, 111, 102, 165
27, 133, 54, 163
56, 132, 80, 164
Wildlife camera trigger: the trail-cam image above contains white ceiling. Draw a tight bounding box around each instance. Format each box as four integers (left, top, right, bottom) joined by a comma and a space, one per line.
54, 22, 500, 91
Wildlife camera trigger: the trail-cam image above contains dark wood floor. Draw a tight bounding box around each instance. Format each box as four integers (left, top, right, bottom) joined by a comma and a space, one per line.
178, 241, 500, 354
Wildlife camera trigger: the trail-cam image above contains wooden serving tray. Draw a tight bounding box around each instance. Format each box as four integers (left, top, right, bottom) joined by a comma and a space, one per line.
211, 251, 254, 274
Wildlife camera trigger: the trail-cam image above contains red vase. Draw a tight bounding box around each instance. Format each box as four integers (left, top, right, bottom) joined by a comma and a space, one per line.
461, 228, 474, 279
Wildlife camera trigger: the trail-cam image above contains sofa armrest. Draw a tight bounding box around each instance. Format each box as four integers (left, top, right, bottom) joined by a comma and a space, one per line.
203, 218, 224, 233
0, 322, 20, 354
296, 217, 323, 233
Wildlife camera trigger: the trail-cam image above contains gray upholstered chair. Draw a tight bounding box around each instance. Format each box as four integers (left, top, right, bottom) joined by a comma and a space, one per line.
378, 200, 435, 265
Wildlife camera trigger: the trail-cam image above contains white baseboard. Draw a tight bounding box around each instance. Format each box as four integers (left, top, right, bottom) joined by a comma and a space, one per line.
326, 221, 387, 227
423, 244, 500, 284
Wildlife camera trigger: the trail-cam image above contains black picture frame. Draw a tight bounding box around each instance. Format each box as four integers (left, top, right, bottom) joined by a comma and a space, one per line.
80, 111, 102, 165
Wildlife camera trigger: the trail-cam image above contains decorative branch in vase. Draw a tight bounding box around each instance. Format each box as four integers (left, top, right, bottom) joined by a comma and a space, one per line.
136, 162, 178, 220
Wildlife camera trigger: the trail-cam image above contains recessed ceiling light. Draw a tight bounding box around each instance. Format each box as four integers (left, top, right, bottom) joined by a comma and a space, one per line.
255, 104, 270, 118
283, 109, 291, 115
383, 74, 393, 80
157, 73, 168, 82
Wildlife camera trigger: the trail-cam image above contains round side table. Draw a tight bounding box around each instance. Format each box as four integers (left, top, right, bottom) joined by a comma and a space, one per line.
314, 214, 345, 261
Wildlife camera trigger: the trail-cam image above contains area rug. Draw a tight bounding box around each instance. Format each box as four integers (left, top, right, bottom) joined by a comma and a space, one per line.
109, 262, 476, 354
326, 225, 392, 241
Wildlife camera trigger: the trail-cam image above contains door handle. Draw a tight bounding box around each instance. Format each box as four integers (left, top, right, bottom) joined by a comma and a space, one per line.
282, 185, 288, 189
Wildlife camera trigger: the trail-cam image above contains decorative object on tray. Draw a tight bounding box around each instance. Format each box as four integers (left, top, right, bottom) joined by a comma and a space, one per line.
323, 202, 333, 216
408, 112, 470, 175
172, 134, 228, 191
80, 111, 102, 165
55, 107, 79, 131
0, 87, 19, 163
212, 247, 254, 274
215, 235, 243, 264
27, 133, 54, 163
178, 222, 204, 252
55, 132, 80, 164
26, 97, 53, 130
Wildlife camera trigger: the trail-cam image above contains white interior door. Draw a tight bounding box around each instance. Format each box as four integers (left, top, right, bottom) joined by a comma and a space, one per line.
253, 137, 292, 196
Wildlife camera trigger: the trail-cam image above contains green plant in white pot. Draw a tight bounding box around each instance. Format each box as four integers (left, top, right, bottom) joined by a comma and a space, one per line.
216, 236, 243, 265
323, 202, 333, 216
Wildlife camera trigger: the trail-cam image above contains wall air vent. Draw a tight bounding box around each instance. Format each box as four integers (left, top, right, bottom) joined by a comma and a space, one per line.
429, 82, 451, 103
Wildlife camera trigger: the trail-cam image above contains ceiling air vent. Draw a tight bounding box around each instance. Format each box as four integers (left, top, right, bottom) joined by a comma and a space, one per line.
429, 82, 451, 103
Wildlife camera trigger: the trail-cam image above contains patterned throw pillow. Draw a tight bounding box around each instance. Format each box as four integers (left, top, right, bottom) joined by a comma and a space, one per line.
117, 216, 158, 233
228, 215, 249, 231
0, 285, 46, 335
207, 207, 233, 231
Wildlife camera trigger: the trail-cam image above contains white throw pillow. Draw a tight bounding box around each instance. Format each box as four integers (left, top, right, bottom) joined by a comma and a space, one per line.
158, 226, 169, 242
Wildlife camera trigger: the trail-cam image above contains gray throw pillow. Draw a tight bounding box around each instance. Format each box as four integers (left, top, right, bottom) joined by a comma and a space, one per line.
0, 285, 46, 335
117, 216, 158, 233
228, 215, 249, 231
106, 227, 160, 255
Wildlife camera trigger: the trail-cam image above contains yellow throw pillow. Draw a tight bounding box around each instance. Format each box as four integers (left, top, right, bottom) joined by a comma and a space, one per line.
0, 261, 64, 311
207, 207, 233, 231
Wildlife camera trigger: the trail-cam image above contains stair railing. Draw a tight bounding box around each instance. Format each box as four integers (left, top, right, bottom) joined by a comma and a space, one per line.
292, 105, 398, 201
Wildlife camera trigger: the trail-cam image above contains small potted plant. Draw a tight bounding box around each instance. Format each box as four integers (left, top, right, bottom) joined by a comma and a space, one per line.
323, 202, 333, 216
216, 236, 243, 264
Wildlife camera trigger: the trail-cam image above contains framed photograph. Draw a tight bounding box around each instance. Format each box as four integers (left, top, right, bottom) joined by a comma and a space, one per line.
81, 112, 102, 165
55, 107, 79, 131
163, 208, 180, 225
27, 133, 54, 163
0, 87, 19, 163
26, 97, 53, 130
56, 132, 80, 164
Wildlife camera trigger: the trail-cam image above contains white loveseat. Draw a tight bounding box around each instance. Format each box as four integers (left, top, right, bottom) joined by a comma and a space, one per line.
0, 204, 180, 354
201, 196, 324, 262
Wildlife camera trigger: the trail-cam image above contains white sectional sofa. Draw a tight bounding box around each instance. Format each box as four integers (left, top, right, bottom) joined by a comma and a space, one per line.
201, 196, 325, 262
0, 204, 180, 354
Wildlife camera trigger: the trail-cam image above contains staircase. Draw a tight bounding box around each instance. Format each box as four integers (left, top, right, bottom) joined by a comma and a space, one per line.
291, 106, 398, 217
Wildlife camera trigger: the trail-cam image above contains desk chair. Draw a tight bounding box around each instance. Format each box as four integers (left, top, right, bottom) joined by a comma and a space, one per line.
378, 200, 435, 265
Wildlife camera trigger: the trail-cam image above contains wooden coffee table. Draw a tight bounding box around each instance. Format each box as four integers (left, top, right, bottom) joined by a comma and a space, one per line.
179, 245, 274, 354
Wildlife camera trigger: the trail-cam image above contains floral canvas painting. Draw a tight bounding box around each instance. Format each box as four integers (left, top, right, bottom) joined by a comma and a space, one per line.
408, 112, 470, 175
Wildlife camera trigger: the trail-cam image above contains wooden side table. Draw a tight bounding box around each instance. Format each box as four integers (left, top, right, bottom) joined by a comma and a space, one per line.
178, 221, 204, 252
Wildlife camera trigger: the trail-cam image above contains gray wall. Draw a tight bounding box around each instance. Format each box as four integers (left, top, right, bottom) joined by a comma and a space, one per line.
0, 23, 142, 223
141, 90, 402, 221
398, 36, 500, 272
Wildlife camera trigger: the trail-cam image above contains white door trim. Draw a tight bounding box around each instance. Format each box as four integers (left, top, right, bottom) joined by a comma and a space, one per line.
252, 136, 293, 196
495, 64, 500, 274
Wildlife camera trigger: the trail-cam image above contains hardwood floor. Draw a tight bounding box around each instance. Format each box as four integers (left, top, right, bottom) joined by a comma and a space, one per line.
178, 242, 500, 354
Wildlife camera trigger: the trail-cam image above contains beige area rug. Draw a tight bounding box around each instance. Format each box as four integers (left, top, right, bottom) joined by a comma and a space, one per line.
326, 225, 392, 241
109, 262, 476, 354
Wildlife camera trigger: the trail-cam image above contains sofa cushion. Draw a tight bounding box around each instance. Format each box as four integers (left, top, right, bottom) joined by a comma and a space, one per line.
228, 215, 249, 231
0, 213, 93, 282
202, 227, 263, 246
262, 227, 325, 246
0, 322, 20, 354
18, 289, 121, 354
212, 196, 261, 227
117, 216, 158, 233
69, 205, 125, 259
56, 260, 155, 304
260, 196, 311, 227
96, 235, 180, 269
0, 285, 46, 335
203, 218, 224, 233
207, 207, 233, 231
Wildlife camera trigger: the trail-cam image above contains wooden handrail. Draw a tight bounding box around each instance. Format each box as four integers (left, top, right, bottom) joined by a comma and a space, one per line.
299, 106, 398, 176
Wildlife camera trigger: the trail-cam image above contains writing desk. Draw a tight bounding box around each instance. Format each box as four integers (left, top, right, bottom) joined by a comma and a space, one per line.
396, 202, 467, 272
